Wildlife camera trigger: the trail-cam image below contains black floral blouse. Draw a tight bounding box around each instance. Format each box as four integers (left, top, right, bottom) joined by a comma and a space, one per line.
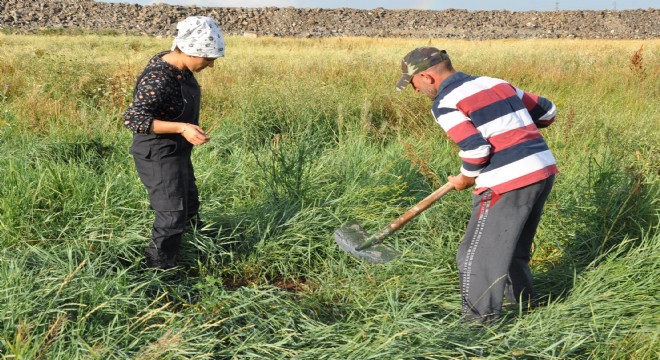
123, 51, 193, 134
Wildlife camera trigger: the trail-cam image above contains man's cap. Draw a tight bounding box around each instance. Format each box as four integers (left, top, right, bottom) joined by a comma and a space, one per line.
396, 47, 449, 90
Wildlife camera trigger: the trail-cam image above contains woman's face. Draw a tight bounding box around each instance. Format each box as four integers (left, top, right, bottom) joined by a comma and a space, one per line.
186, 56, 217, 72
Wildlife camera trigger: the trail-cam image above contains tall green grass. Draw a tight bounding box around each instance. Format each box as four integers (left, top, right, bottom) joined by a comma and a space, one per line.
0, 34, 658, 359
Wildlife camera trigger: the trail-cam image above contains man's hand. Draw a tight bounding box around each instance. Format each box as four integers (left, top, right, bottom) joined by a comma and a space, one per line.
181, 124, 211, 146
448, 173, 476, 190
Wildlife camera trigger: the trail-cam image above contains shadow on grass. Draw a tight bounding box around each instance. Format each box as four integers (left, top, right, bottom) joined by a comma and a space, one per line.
48, 136, 117, 174
533, 153, 656, 305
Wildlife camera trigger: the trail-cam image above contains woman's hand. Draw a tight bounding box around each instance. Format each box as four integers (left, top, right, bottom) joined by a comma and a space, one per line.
180, 124, 211, 146
150, 120, 211, 145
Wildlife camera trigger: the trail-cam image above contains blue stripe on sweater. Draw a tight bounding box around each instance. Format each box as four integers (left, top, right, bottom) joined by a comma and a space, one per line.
529, 96, 553, 123
457, 133, 490, 152
433, 107, 457, 118
469, 96, 527, 128
480, 137, 550, 172
463, 161, 486, 172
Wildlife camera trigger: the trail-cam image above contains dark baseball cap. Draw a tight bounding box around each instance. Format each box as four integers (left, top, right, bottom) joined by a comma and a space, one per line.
396, 47, 450, 90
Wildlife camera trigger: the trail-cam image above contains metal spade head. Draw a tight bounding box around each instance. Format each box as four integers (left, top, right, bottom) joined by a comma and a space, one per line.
333, 220, 401, 263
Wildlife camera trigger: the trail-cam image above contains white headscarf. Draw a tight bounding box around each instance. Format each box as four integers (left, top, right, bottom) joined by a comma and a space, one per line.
171, 16, 225, 58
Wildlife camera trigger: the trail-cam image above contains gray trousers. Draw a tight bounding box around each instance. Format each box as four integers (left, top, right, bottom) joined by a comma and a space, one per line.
457, 175, 554, 324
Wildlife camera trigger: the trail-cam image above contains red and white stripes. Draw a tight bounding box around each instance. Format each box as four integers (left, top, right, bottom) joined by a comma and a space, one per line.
432, 72, 558, 194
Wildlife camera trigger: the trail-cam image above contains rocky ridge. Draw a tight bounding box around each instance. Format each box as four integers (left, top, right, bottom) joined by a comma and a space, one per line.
1, 0, 658, 39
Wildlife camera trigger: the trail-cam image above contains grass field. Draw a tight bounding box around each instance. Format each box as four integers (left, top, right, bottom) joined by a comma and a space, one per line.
0, 33, 658, 359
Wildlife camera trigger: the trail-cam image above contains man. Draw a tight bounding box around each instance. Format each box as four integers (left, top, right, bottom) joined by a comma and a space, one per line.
396, 47, 558, 324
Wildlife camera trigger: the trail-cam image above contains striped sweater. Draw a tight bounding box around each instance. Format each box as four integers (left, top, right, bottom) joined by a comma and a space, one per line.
432, 72, 558, 194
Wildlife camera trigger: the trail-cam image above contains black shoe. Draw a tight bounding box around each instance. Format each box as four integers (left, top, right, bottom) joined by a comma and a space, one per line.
144, 251, 179, 270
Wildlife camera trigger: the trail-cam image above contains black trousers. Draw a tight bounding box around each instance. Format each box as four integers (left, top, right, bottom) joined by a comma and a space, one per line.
457, 175, 554, 324
132, 135, 199, 268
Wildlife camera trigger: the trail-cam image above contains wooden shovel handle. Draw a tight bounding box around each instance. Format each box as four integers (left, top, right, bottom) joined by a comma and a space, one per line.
387, 181, 455, 232
355, 182, 455, 250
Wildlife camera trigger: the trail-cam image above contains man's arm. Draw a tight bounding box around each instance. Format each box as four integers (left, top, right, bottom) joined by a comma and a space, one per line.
515, 87, 556, 128
433, 106, 491, 180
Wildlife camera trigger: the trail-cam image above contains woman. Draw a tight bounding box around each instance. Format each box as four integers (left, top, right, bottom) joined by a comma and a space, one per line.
123, 16, 225, 269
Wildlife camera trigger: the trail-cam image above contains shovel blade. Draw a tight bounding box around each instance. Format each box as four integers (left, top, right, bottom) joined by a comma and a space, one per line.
333, 220, 401, 263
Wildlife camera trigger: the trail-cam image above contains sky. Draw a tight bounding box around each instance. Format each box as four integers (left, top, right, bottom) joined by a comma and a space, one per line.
98, 0, 657, 11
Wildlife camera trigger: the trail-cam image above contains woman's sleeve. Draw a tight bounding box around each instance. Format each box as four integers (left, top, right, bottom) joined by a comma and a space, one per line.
123, 70, 170, 134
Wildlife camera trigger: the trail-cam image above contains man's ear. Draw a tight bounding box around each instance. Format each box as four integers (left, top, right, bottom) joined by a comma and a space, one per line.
420, 71, 440, 86
420, 72, 436, 85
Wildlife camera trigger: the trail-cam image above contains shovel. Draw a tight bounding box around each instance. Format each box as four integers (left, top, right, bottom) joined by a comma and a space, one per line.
334, 182, 455, 263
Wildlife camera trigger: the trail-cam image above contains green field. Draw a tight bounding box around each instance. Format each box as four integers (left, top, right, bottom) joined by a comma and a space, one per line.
0, 34, 658, 359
